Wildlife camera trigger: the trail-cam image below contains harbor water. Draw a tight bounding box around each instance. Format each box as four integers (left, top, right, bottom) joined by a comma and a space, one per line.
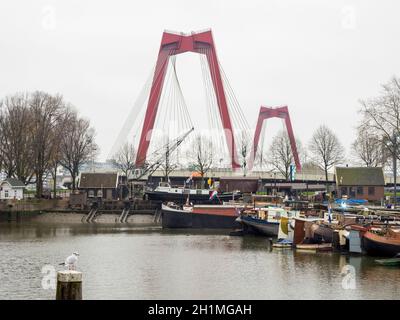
0, 222, 399, 300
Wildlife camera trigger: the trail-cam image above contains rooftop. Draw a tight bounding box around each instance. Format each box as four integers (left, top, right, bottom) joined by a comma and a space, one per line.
335, 167, 385, 186
78, 172, 119, 189
1, 178, 25, 188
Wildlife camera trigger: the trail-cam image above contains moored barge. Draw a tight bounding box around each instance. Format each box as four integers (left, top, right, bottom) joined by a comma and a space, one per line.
161, 203, 241, 229
362, 228, 400, 257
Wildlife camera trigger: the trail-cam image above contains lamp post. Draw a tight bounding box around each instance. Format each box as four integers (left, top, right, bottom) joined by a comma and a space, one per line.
392, 131, 398, 208
393, 154, 397, 208
306, 180, 309, 201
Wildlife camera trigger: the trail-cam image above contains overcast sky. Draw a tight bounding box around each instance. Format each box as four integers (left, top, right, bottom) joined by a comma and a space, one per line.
1, 0, 400, 163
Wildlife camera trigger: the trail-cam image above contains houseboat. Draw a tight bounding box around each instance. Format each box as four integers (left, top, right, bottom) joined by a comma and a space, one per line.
236, 206, 300, 237
235, 200, 310, 237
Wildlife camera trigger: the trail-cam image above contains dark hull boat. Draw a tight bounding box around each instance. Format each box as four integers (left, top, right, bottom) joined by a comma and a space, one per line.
362, 230, 400, 257
236, 215, 280, 237
161, 204, 241, 229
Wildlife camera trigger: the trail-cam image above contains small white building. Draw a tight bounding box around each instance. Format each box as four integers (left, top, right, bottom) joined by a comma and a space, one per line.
0, 178, 25, 200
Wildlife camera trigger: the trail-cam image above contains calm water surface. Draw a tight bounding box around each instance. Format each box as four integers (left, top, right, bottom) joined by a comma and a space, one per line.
0, 222, 399, 300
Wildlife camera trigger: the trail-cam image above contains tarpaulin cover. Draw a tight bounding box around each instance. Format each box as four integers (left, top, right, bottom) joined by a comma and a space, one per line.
334, 198, 368, 205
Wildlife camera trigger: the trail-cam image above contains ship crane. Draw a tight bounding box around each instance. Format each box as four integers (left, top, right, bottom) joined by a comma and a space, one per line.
131, 127, 194, 181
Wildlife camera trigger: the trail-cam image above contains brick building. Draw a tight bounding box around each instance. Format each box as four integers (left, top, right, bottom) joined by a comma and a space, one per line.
334, 167, 385, 202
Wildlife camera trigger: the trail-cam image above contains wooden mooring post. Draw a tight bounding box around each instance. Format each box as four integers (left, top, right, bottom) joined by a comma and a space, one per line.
56, 270, 82, 300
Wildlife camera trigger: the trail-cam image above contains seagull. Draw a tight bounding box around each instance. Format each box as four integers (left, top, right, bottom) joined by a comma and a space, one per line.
60, 252, 79, 270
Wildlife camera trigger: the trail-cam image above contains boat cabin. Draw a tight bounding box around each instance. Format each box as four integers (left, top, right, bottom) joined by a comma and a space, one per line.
154, 182, 212, 195
242, 206, 296, 222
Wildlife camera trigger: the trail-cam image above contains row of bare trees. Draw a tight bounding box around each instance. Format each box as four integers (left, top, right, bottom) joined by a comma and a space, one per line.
265, 125, 344, 182
113, 136, 214, 188
114, 128, 344, 185
8, 79, 396, 197
241, 76, 400, 181
0, 91, 97, 197
113, 122, 381, 186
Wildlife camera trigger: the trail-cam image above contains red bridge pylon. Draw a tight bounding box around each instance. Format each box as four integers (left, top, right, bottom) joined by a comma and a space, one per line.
249, 106, 301, 172
135, 29, 240, 169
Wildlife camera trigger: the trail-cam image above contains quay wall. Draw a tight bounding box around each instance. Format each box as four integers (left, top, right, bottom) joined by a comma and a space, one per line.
0, 199, 69, 212
0, 211, 158, 225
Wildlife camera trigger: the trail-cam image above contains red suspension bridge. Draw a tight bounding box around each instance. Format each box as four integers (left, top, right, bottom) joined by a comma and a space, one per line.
110, 29, 301, 172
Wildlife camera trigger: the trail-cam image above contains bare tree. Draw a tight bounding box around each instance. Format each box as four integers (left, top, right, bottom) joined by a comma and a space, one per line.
358, 77, 400, 202
59, 111, 97, 191
360, 77, 400, 159
49, 155, 60, 197
159, 144, 178, 182
187, 135, 214, 188
29, 91, 66, 197
0, 91, 98, 197
309, 125, 344, 182
147, 137, 178, 182
352, 125, 388, 167
49, 108, 75, 196
113, 142, 137, 178
269, 130, 302, 181
0, 93, 34, 184
238, 132, 251, 177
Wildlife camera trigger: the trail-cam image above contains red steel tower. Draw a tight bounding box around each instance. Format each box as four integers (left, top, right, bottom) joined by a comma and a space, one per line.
249, 106, 301, 172
135, 29, 240, 169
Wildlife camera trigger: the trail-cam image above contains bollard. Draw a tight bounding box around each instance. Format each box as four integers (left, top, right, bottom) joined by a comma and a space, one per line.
56, 270, 82, 300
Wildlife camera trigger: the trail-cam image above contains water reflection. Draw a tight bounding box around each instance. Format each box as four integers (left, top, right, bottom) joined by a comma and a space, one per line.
0, 222, 399, 300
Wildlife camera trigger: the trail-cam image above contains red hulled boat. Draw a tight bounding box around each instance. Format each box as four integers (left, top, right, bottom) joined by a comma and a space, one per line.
362, 228, 400, 257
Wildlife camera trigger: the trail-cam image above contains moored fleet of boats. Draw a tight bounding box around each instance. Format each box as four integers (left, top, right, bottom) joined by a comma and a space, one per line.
160, 191, 400, 263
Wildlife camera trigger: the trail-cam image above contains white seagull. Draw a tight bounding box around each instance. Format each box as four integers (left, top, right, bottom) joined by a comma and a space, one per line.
62, 252, 79, 270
